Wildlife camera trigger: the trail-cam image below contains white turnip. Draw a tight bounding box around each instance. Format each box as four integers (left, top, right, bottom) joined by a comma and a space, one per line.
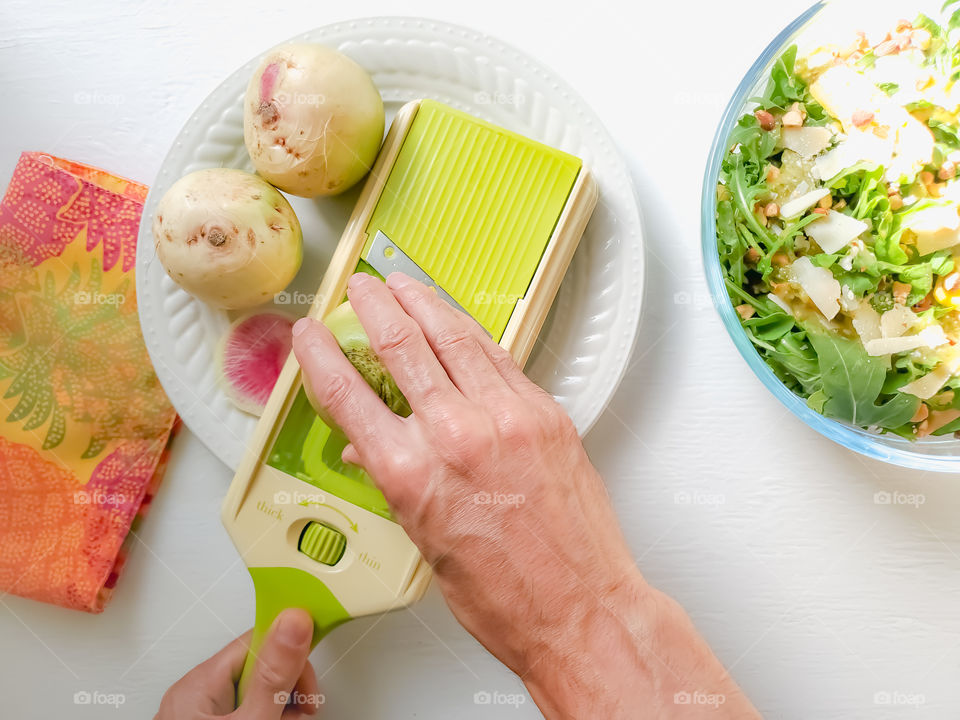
152, 168, 302, 309
244, 43, 384, 197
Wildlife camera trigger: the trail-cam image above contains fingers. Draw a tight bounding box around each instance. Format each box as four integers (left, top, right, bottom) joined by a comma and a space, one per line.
342, 443, 360, 466
284, 659, 321, 717
385, 273, 512, 402
205, 630, 252, 684
293, 317, 405, 469
239, 609, 316, 719
385, 273, 543, 399
347, 273, 461, 415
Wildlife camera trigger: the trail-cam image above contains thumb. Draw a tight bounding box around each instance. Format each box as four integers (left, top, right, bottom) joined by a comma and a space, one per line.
238, 608, 315, 719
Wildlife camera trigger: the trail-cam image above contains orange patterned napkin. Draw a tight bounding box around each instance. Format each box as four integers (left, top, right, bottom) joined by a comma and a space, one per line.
0, 152, 178, 613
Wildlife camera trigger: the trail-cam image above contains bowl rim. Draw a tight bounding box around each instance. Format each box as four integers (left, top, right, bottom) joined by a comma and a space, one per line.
699, 0, 960, 472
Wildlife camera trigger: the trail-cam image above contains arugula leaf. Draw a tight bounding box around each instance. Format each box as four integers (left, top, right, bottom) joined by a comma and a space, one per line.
766, 339, 822, 395
932, 389, 960, 435
749, 46, 827, 123
743, 312, 795, 341
914, 12, 944, 38
759, 45, 805, 109
897, 263, 934, 304
804, 326, 920, 429
726, 153, 774, 245
928, 118, 960, 149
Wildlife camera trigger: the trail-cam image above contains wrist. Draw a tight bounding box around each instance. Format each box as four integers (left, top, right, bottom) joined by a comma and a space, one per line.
521, 573, 756, 719
521, 568, 654, 719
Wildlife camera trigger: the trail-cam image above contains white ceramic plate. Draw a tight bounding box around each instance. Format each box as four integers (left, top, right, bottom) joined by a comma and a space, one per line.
136, 17, 645, 471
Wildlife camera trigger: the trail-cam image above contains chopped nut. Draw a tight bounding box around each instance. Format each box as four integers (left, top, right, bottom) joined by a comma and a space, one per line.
938, 162, 956, 181
892, 281, 911, 305
736, 304, 756, 320
893, 31, 913, 51
764, 202, 780, 217
745, 247, 761, 264
834, 198, 847, 211
852, 109, 875, 128
772, 252, 790, 267
895, 18, 913, 33
912, 404, 929, 424
875, 39, 899, 57
913, 292, 933, 311
817, 194, 833, 209
888, 194, 904, 211
755, 109, 776, 131
765, 165, 781, 183
920, 170, 935, 186
917, 419, 931, 438
781, 110, 804, 127
813, 207, 829, 216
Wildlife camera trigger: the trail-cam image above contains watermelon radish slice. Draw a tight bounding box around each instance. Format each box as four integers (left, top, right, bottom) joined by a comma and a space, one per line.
217, 312, 295, 415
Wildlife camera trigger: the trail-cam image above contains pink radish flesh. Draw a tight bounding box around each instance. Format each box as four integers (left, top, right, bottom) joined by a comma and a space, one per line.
260, 62, 280, 102
218, 312, 294, 415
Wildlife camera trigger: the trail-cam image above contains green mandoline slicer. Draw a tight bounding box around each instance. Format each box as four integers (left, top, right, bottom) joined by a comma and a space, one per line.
221, 99, 597, 701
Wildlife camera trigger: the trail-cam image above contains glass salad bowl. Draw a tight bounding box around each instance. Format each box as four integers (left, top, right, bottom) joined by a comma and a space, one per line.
701, 0, 960, 472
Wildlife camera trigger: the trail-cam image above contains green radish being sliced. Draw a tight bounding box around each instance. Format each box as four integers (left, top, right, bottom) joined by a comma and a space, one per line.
323, 301, 411, 418
218, 312, 295, 415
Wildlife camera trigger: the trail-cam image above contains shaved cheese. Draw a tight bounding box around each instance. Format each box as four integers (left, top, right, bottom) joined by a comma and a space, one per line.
814, 131, 894, 181
780, 188, 831, 219
900, 368, 951, 399
900, 364, 958, 399
880, 305, 918, 339
805, 210, 869, 253
767, 293, 793, 315
852, 301, 882, 342
790, 256, 841, 320
838, 240, 864, 272
839, 283, 858, 311
864, 325, 948, 356
903, 204, 960, 256
780, 126, 833, 158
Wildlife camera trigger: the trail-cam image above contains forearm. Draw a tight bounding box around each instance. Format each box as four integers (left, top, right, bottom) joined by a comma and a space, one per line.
522, 574, 760, 719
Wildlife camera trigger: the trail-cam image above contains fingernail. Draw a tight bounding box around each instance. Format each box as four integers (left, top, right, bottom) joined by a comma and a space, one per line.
348, 272, 371, 289
386, 272, 411, 289
274, 609, 313, 645
292, 317, 312, 337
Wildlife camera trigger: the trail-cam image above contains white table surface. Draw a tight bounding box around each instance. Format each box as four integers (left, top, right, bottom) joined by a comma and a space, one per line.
2, 1, 960, 718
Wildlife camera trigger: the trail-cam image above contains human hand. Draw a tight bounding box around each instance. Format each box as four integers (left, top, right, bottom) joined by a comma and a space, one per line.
155, 608, 321, 719
292, 272, 758, 719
